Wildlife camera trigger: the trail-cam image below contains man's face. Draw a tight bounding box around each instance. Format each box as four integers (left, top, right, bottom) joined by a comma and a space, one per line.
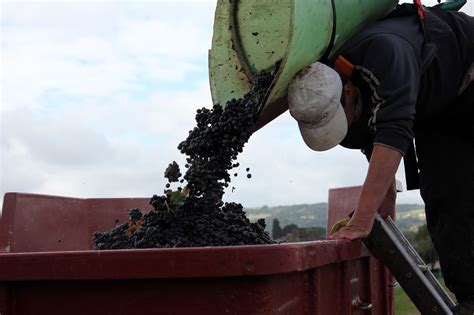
342, 81, 359, 126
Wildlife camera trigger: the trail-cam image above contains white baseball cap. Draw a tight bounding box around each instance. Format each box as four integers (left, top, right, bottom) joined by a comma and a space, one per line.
288, 62, 347, 151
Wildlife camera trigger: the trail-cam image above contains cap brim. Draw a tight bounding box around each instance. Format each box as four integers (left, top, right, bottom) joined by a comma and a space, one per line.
298, 104, 348, 151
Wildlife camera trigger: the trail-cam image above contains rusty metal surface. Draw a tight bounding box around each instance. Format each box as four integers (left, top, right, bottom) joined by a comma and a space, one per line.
0, 241, 369, 281
0, 192, 394, 314
0, 265, 380, 315
0, 258, 384, 315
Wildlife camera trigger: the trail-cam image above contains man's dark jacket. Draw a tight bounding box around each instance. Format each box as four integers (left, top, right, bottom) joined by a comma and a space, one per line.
337, 10, 473, 157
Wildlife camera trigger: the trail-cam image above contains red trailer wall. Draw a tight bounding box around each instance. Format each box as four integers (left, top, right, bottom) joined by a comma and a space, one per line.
0, 192, 393, 315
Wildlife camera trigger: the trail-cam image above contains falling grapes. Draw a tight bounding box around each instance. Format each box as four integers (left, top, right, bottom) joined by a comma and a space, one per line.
93, 64, 280, 249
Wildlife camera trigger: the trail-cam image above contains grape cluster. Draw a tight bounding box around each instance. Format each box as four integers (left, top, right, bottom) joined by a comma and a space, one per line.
94, 199, 273, 249
93, 66, 279, 249
164, 161, 181, 183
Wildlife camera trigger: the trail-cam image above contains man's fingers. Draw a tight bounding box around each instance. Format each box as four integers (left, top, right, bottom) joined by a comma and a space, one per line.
328, 229, 351, 240
328, 225, 369, 240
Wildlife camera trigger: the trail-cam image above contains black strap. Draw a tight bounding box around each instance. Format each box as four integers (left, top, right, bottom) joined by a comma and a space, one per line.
320, 0, 337, 64
404, 142, 420, 190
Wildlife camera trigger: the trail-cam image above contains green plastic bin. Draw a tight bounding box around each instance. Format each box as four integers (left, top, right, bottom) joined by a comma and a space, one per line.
208, 0, 398, 128
208, 0, 466, 129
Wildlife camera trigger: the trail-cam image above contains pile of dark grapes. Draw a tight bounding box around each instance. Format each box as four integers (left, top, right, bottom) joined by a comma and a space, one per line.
94, 68, 278, 249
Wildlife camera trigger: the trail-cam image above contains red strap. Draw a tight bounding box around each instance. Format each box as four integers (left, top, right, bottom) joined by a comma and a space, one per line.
413, 0, 426, 21
334, 56, 354, 79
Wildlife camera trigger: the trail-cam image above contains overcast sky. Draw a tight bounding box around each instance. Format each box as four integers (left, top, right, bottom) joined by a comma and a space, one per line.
1, 1, 473, 209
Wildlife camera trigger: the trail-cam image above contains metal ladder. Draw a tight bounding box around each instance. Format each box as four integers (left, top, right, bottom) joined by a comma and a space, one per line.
363, 214, 457, 314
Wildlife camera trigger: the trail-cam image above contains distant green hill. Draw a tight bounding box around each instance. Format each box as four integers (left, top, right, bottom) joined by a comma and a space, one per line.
395, 205, 426, 231
245, 203, 426, 234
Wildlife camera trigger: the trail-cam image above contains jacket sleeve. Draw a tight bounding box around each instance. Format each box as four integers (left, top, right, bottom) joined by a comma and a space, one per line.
356, 34, 421, 156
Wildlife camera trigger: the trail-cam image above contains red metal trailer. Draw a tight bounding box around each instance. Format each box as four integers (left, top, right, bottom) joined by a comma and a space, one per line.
0, 189, 393, 315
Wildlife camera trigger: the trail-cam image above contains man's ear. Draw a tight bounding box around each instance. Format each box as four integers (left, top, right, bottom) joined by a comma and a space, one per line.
344, 82, 358, 106
344, 82, 354, 95
341, 82, 353, 107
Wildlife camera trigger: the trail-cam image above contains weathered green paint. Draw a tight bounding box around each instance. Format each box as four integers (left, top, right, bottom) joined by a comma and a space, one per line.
265, 0, 332, 105
208, 0, 250, 106
208, 0, 398, 128
237, 1, 292, 74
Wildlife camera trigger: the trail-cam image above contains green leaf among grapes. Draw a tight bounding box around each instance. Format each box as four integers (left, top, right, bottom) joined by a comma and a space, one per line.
169, 190, 187, 209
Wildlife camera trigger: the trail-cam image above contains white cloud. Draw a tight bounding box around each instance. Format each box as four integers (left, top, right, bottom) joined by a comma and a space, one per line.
2, 2, 213, 111
1, 77, 212, 199
1, 2, 214, 199
117, 19, 210, 59
3, 110, 114, 166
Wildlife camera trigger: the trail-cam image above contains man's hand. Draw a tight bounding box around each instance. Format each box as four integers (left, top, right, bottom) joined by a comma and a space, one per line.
328, 221, 371, 240
328, 144, 402, 241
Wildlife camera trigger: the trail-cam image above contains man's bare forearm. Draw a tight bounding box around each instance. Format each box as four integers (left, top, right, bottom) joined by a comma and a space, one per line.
378, 179, 397, 218
328, 144, 403, 240
352, 144, 402, 225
